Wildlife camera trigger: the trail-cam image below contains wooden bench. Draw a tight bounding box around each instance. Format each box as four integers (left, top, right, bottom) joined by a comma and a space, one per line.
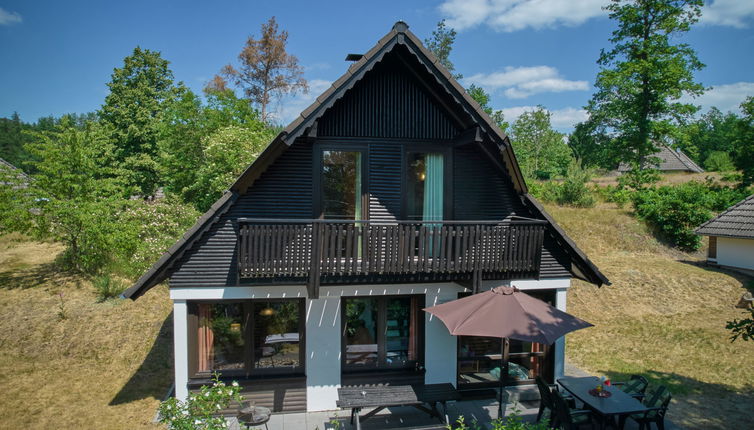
336, 383, 461, 430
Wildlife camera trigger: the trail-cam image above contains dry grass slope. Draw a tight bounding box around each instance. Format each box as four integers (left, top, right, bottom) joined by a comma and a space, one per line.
549, 204, 754, 429
0, 234, 171, 429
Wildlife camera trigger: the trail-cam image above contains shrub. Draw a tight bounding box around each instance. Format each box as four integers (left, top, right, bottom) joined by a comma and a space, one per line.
528, 181, 560, 203
93, 274, 126, 301
594, 185, 631, 208
555, 160, 596, 208
704, 151, 735, 172
158, 373, 243, 430
631, 181, 749, 251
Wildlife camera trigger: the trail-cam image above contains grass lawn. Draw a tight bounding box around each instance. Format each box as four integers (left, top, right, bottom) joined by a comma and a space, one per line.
548, 203, 754, 429
0, 234, 170, 429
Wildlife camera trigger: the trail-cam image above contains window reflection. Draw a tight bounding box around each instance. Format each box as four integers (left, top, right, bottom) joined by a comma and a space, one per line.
253, 302, 301, 370
322, 150, 362, 219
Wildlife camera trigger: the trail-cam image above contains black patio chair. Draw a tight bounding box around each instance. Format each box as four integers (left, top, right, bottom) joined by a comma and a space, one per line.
534, 376, 577, 425
612, 375, 649, 400
551, 391, 594, 430
628, 385, 671, 430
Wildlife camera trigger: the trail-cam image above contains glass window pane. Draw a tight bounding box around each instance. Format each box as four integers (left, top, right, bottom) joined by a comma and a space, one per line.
458, 336, 501, 386
197, 303, 245, 372
322, 151, 362, 219
252, 301, 301, 371
406, 153, 443, 221
385, 297, 419, 367
344, 298, 378, 367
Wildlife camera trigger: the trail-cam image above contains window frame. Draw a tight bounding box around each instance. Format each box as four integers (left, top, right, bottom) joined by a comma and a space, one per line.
313, 142, 370, 220
341, 294, 425, 373
187, 298, 306, 379
401, 143, 453, 221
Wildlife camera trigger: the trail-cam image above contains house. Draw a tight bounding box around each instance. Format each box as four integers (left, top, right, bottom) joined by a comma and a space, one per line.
123, 22, 608, 413
696, 194, 754, 275
617, 144, 704, 173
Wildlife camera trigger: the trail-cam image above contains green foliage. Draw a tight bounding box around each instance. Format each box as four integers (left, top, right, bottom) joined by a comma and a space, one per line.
733, 97, 754, 186
100, 46, 181, 196
510, 107, 572, 180
726, 307, 754, 342
631, 181, 748, 251
568, 120, 616, 170
466, 85, 509, 134
675, 107, 739, 168
185, 125, 275, 212
556, 160, 596, 208
587, 0, 705, 173
93, 274, 126, 302
595, 185, 632, 208
617, 168, 661, 191
703, 151, 735, 172
446, 408, 549, 430
158, 89, 272, 210
158, 373, 243, 430
424, 19, 460, 78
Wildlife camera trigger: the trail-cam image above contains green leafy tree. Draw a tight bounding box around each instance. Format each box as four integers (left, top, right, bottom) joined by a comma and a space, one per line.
100, 47, 181, 196
510, 107, 572, 179
220, 16, 308, 122
733, 97, 754, 186
675, 107, 739, 166
24, 119, 124, 273
587, 0, 705, 180
568, 120, 617, 170
466, 84, 509, 134
424, 19, 461, 78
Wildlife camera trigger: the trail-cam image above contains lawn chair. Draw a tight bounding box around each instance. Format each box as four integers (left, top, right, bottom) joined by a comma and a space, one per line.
628, 385, 671, 430
551, 391, 593, 430
612, 375, 649, 400
534, 376, 577, 425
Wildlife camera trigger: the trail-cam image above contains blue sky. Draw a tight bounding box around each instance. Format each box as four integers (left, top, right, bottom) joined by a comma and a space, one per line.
1, 0, 753, 131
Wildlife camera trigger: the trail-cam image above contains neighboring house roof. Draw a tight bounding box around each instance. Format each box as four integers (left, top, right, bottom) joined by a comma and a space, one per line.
617, 144, 704, 173
696, 194, 754, 239
123, 21, 609, 300
0, 157, 30, 189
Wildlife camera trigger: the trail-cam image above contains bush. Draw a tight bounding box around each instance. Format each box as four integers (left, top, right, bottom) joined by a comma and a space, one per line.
704, 151, 735, 172
528, 181, 560, 203
93, 274, 126, 301
631, 181, 749, 251
158, 373, 243, 430
555, 160, 596, 208
594, 185, 631, 208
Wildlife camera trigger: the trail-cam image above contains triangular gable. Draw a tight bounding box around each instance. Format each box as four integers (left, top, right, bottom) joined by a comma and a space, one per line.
124, 21, 608, 299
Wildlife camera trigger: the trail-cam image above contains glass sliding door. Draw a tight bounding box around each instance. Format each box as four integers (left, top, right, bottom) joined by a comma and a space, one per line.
321, 150, 364, 220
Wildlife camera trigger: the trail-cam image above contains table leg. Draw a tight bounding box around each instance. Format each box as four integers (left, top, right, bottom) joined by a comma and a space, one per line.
440, 401, 450, 425
355, 408, 361, 430
618, 414, 628, 430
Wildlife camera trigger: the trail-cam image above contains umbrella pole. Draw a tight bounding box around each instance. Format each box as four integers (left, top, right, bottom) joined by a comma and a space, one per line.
498, 337, 510, 419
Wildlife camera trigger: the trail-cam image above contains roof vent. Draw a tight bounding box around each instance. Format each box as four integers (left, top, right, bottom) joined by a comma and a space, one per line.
345, 53, 363, 61
392, 21, 409, 32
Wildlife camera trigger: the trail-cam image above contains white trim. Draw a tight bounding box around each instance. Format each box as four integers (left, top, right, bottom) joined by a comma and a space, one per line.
169, 286, 307, 300
480, 277, 571, 291
554, 287, 569, 380
173, 300, 189, 401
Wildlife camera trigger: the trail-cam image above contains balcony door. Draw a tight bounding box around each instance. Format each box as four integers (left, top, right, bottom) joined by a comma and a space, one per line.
406, 152, 444, 222
319, 147, 368, 220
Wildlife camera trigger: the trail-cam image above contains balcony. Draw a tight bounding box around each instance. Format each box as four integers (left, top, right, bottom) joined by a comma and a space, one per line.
238, 219, 546, 297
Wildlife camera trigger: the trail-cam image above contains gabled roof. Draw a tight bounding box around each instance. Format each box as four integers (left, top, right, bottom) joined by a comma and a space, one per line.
618, 144, 704, 173
123, 21, 608, 299
696, 194, 754, 239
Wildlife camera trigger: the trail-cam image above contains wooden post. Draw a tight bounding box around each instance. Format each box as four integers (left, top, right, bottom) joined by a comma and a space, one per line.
308, 222, 322, 299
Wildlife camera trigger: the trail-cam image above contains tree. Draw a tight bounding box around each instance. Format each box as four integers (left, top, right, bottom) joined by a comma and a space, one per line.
586, 0, 705, 178
568, 120, 616, 170
466, 84, 509, 135
100, 47, 180, 196
675, 107, 739, 167
733, 97, 754, 186
510, 107, 572, 179
424, 19, 461, 78
221, 17, 308, 122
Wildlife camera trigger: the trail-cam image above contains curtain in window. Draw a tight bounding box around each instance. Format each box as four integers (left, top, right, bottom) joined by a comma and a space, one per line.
354, 153, 362, 221
422, 153, 443, 222
197, 304, 214, 372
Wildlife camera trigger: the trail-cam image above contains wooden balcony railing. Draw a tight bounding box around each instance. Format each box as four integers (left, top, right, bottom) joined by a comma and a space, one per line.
237, 219, 546, 298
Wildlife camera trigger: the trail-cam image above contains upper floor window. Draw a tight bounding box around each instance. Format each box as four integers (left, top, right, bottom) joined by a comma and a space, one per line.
406, 152, 444, 221
321, 150, 365, 219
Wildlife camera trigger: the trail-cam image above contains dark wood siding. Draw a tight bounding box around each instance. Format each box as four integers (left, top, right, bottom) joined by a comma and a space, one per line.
318, 59, 460, 140
170, 141, 313, 287
368, 141, 403, 221
708, 236, 717, 259
453, 145, 524, 220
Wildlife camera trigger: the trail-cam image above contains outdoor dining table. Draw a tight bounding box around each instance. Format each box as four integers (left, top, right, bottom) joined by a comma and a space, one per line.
336, 383, 461, 430
557, 376, 649, 430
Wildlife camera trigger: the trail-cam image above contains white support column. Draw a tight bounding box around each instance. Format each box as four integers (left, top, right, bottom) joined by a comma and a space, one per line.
554, 287, 568, 380
305, 295, 341, 411
424, 285, 463, 386
173, 300, 189, 401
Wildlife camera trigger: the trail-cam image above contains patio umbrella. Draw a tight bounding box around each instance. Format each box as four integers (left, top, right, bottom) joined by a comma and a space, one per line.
423, 286, 593, 412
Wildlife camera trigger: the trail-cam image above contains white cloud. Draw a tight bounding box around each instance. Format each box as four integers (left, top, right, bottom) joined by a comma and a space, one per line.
681, 82, 754, 114
499, 105, 588, 130
701, 0, 754, 28
464, 66, 588, 99
0, 7, 22, 25
273, 79, 333, 125
440, 0, 607, 32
